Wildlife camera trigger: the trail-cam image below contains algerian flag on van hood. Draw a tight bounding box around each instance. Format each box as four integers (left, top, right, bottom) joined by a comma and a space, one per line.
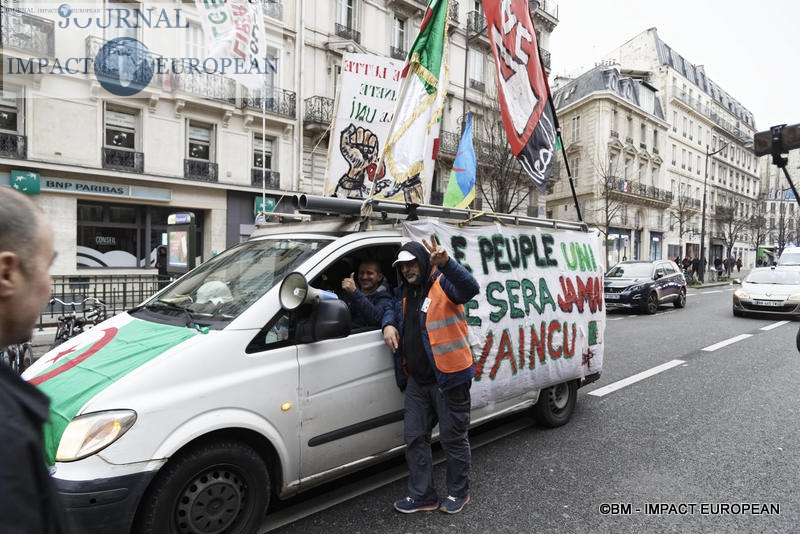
27, 314, 198, 465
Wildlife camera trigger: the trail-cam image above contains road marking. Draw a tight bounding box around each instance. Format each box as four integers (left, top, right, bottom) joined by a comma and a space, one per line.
761, 320, 790, 331
702, 334, 752, 352
588, 359, 685, 397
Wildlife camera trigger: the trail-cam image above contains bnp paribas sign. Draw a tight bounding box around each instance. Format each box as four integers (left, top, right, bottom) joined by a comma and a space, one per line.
3, 1, 278, 99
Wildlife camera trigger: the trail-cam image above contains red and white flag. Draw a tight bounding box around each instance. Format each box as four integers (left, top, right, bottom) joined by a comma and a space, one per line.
483, 0, 557, 191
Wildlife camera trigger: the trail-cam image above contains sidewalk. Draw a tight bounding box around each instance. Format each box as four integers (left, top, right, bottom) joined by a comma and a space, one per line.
30, 326, 58, 359
692, 268, 749, 289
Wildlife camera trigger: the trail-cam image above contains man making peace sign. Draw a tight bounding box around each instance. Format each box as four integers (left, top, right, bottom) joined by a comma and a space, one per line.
382, 234, 479, 515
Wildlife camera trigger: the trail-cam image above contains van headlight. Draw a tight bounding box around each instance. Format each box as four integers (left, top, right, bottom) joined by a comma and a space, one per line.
56, 410, 137, 462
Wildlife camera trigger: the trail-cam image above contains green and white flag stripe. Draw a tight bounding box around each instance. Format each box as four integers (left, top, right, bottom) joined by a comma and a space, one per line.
29, 316, 197, 465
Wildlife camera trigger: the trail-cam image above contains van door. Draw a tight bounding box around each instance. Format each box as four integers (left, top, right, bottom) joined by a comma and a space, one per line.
296, 238, 405, 481
297, 329, 404, 480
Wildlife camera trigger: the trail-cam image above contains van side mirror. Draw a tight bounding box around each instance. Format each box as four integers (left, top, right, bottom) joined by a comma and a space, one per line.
296, 300, 352, 343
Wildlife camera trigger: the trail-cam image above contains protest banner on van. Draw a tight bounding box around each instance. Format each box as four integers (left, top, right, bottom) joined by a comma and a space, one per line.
323, 53, 404, 198
403, 220, 605, 407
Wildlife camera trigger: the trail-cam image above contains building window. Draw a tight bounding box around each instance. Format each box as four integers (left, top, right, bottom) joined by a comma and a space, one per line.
696, 155, 701, 175
392, 17, 406, 52
572, 157, 579, 186
671, 144, 676, 166
185, 22, 206, 60
468, 49, 483, 87
105, 1, 139, 40
337, 0, 355, 27
253, 134, 273, 170
672, 111, 677, 131
571, 115, 580, 142
0, 86, 22, 134
188, 122, 213, 160
105, 108, 137, 151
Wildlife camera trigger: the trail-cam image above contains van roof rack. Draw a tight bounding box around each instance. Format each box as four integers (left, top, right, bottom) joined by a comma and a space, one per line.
292, 195, 590, 233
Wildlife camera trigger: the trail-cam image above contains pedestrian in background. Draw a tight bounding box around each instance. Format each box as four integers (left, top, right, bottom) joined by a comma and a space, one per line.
382, 235, 479, 515
0, 187, 70, 533
736, 257, 742, 272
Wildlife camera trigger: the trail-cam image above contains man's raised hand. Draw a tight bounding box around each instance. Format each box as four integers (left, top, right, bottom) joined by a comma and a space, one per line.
423, 234, 448, 268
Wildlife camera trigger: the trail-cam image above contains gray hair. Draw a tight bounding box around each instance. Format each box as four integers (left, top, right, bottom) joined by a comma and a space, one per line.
0, 187, 41, 273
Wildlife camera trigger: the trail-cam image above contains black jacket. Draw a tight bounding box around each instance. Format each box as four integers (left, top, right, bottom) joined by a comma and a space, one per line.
0, 363, 71, 533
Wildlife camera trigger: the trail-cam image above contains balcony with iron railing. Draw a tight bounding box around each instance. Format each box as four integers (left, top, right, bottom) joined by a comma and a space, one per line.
85, 36, 164, 89
169, 58, 236, 105
242, 86, 296, 119
390, 46, 407, 60
251, 169, 281, 189
304, 95, 335, 131
261, 0, 284, 21
449, 1, 460, 25
607, 179, 674, 206
469, 78, 485, 92
671, 86, 751, 144
0, 133, 27, 159
540, 48, 551, 70
1, 10, 55, 56
102, 147, 144, 174
466, 11, 487, 38
335, 23, 361, 44
183, 159, 219, 182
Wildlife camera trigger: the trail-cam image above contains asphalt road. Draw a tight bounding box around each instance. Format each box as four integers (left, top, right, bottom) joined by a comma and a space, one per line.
262, 285, 800, 534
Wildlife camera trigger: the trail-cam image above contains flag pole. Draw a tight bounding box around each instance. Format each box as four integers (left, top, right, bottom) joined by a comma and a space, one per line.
538, 48, 583, 223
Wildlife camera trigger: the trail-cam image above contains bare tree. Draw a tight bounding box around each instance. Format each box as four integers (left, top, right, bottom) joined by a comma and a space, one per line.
714, 202, 749, 261
745, 203, 769, 265
668, 187, 697, 260
773, 199, 797, 256
581, 149, 626, 263
472, 107, 532, 215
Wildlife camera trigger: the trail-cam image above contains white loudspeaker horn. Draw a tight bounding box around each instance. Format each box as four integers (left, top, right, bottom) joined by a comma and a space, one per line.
279, 272, 338, 310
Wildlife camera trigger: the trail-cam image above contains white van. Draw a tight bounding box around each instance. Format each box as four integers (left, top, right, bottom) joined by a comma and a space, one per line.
25, 199, 604, 534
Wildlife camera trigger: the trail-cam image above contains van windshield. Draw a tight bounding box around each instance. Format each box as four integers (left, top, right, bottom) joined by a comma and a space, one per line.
139, 237, 330, 325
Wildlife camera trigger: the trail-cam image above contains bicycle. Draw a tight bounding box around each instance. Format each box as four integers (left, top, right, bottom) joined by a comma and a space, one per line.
0, 338, 33, 374
49, 297, 108, 350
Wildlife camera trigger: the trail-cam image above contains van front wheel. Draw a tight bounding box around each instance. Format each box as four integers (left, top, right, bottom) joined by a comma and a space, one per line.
134, 440, 270, 534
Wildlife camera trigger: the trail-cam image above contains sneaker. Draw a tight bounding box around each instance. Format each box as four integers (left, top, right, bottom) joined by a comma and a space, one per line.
393, 496, 439, 514
439, 495, 470, 514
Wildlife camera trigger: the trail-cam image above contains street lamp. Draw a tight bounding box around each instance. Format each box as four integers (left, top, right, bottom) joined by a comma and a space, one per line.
699, 140, 729, 282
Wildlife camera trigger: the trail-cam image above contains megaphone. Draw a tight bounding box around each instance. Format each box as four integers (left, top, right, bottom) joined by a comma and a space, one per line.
279, 272, 339, 310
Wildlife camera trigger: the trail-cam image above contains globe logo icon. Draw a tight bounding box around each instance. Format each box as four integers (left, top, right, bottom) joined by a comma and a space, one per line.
94, 37, 155, 97
58, 4, 72, 17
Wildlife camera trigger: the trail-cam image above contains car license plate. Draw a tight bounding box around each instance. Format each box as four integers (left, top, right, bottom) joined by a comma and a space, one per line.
754, 299, 782, 307
605, 293, 620, 300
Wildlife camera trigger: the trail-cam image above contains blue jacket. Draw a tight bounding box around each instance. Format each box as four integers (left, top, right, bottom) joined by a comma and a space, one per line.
342, 279, 392, 329
383, 241, 480, 391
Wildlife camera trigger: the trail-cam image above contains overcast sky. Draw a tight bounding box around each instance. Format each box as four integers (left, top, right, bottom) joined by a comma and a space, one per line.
547, 0, 799, 132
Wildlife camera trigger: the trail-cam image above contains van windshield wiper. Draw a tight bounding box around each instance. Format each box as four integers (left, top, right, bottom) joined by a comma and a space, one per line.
138, 300, 198, 329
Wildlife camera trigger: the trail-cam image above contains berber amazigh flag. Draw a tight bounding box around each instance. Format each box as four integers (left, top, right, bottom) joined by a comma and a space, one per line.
443, 112, 477, 208
482, 0, 557, 191
373, 0, 450, 204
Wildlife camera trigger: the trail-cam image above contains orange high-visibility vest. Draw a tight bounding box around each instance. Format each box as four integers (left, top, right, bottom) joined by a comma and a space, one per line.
424, 275, 474, 373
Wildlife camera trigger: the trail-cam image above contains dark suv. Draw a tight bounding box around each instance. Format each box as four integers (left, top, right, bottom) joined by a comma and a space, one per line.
604, 260, 687, 314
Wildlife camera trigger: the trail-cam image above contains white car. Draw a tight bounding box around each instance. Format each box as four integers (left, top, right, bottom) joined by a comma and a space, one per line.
732, 267, 800, 317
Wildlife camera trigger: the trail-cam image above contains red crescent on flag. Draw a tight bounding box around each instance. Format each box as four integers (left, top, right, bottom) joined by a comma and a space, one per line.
29, 327, 118, 386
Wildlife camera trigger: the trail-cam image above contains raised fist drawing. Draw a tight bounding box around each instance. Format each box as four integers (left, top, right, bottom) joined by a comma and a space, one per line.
336, 124, 380, 197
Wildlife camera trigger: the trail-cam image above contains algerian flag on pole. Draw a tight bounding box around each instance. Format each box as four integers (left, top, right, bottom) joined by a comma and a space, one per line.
443, 112, 477, 208
372, 0, 449, 205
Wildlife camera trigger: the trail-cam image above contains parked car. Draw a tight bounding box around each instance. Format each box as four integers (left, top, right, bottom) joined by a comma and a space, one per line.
777, 246, 800, 267
604, 260, 687, 314
732, 266, 800, 317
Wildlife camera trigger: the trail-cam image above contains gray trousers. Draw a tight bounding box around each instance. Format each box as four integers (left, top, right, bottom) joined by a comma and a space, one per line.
403, 377, 471, 501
